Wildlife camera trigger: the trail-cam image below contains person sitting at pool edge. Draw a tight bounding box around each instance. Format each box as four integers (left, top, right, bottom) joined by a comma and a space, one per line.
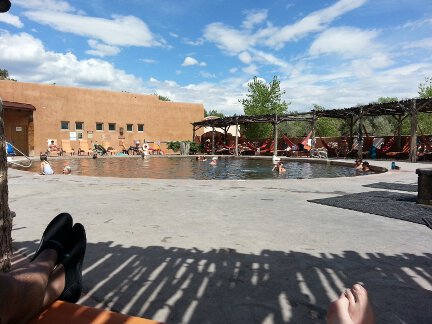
47, 140, 62, 156
40, 154, 54, 175
0, 213, 87, 324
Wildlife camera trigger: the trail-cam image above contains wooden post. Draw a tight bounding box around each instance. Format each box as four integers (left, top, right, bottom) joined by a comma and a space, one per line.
348, 116, 354, 150
235, 121, 239, 156
391, 115, 403, 151
211, 127, 215, 155
311, 110, 317, 150
223, 127, 228, 145
192, 125, 196, 142
357, 108, 364, 160
409, 99, 418, 162
0, 98, 12, 272
273, 114, 278, 157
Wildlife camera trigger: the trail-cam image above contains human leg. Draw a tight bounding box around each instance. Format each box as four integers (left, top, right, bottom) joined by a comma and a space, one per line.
0, 249, 65, 324
0, 213, 73, 323
326, 284, 375, 324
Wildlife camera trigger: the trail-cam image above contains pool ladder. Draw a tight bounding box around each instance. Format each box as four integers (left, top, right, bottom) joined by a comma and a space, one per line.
6, 142, 32, 168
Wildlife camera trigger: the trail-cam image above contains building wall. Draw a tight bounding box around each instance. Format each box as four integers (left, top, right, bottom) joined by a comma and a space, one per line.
0, 81, 204, 155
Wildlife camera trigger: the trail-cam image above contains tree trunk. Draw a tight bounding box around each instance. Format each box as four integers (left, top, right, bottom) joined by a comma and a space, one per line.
0, 98, 12, 272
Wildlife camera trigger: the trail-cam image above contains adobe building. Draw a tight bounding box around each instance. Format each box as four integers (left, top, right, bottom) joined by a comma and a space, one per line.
0, 81, 204, 156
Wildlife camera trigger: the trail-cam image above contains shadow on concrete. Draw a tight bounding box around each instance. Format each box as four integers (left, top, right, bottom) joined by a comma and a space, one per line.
309, 190, 432, 225
13, 241, 432, 324
363, 182, 418, 192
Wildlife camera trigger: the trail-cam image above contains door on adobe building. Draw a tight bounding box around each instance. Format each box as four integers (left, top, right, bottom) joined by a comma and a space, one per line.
10, 125, 28, 155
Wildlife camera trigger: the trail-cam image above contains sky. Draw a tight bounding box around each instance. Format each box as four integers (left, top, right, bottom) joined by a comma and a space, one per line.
1, 0, 432, 115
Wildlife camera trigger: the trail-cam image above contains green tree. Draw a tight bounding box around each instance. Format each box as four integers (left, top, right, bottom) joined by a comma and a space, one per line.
204, 109, 224, 118
417, 78, 432, 134
418, 77, 432, 98
312, 105, 343, 137
239, 76, 289, 139
0, 69, 16, 81
157, 95, 171, 101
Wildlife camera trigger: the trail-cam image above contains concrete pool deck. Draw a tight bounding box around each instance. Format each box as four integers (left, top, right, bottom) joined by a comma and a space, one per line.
7, 158, 432, 323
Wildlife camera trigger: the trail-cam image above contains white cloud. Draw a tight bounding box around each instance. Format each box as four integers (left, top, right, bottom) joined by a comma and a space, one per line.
199, 71, 216, 78
203, 22, 254, 54
0, 31, 145, 91
182, 56, 206, 67
184, 38, 204, 46
264, 0, 368, 48
402, 18, 432, 30
86, 39, 120, 57
238, 51, 252, 64
250, 49, 290, 68
0, 13, 24, 28
13, 0, 76, 12
203, 0, 367, 71
140, 58, 157, 64
309, 27, 380, 58
243, 64, 258, 75
242, 9, 268, 30
23, 11, 162, 47
403, 37, 432, 49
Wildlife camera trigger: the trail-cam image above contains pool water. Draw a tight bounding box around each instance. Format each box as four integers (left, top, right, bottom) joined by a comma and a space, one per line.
17, 156, 363, 179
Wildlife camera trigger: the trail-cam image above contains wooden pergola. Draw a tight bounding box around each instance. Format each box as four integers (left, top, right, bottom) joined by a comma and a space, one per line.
192, 98, 432, 162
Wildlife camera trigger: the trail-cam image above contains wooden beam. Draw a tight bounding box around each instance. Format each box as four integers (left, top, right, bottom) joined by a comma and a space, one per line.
235, 122, 239, 156
211, 127, 215, 155
273, 114, 278, 157
357, 107, 364, 160
409, 100, 418, 162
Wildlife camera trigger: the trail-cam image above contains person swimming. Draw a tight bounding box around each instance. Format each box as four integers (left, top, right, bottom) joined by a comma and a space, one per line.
210, 157, 218, 166
354, 159, 363, 170
62, 165, 71, 175
272, 161, 286, 173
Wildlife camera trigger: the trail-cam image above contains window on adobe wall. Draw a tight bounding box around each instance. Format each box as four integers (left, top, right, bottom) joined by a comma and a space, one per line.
60, 121, 69, 130
77, 132, 83, 140
75, 121, 84, 131
138, 124, 144, 132
108, 123, 116, 131
96, 122, 104, 131
126, 124, 133, 132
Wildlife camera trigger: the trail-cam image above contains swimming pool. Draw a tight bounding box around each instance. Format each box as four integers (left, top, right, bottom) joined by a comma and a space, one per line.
16, 156, 366, 179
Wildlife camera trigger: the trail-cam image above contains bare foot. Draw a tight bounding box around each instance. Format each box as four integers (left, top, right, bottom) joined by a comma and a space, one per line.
327, 284, 375, 324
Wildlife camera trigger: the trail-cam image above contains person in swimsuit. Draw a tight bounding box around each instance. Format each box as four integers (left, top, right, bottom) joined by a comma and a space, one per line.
40, 154, 54, 175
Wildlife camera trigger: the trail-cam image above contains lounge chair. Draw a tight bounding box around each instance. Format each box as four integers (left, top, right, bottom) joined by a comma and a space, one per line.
93, 143, 108, 155
61, 140, 75, 156
102, 141, 118, 155
78, 140, 93, 156
31, 300, 159, 323
386, 142, 410, 160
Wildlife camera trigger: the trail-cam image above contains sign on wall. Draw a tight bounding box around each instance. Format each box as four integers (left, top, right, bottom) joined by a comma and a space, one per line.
15, 126, 22, 131
87, 131, 93, 139
69, 132, 77, 141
